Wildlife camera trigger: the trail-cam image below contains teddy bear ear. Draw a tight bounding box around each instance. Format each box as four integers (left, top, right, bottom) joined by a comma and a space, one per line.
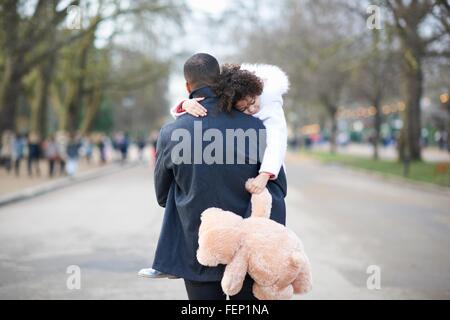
200, 208, 223, 220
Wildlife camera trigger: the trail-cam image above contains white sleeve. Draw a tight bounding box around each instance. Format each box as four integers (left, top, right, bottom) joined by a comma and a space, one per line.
170, 100, 187, 119
259, 98, 288, 179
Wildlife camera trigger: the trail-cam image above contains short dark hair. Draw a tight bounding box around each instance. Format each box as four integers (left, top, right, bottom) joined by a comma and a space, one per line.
183, 53, 220, 89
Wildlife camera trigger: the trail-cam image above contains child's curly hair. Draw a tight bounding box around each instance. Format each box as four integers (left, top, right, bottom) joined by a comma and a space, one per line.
212, 64, 264, 113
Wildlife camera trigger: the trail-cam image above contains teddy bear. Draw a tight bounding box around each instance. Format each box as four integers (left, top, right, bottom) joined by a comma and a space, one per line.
196, 181, 312, 300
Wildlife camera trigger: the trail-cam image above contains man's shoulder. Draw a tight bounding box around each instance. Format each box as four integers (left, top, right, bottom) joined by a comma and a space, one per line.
158, 115, 195, 139
167, 113, 197, 130
161, 114, 191, 128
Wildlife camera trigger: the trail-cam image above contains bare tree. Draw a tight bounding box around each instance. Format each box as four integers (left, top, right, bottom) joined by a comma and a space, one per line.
382, 0, 450, 160
0, 0, 182, 134
349, 28, 400, 159
0, 0, 81, 133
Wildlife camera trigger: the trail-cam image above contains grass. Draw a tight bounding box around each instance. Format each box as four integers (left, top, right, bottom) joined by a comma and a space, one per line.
301, 150, 450, 188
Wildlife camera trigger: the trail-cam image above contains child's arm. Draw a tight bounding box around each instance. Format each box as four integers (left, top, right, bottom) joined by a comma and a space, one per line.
259, 98, 288, 179
170, 100, 187, 118
246, 172, 272, 194
247, 97, 288, 194
170, 98, 206, 118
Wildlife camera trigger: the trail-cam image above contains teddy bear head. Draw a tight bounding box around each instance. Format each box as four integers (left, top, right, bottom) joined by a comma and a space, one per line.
196, 187, 273, 266
197, 208, 244, 267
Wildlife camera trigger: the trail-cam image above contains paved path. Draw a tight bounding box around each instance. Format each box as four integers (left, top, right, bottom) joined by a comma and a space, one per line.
0, 158, 449, 299
287, 157, 450, 299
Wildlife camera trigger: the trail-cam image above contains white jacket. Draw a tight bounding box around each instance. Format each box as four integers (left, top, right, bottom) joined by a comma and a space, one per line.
241, 64, 289, 179
170, 64, 289, 178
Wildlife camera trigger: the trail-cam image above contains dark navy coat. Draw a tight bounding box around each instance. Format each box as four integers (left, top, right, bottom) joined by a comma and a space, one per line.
152, 86, 287, 281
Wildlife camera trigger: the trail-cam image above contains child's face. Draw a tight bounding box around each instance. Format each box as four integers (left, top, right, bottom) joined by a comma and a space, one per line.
235, 96, 261, 115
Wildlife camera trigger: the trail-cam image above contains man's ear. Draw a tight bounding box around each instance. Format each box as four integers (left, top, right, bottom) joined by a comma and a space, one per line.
185, 82, 192, 93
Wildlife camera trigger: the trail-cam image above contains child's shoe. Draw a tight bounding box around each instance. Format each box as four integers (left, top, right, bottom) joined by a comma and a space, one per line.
138, 268, 179, 279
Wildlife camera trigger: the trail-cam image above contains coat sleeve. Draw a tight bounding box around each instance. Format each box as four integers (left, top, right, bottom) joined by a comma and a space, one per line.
259, 97, 288, 179
154, 126, 174, 208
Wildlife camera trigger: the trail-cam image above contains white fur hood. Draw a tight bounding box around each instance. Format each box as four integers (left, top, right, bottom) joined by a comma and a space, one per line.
240, 63, 290, 96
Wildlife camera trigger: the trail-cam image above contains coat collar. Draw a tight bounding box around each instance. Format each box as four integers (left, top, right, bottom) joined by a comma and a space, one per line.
189, 86, 217, 99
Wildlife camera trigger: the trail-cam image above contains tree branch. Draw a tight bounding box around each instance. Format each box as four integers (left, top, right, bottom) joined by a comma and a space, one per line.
19, 0, 80, 54
19, 2, 176, 75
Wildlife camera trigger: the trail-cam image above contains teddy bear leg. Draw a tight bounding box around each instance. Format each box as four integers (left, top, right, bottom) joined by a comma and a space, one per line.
292, 262, 313, 294
253, 283, 294, 300
221, 249, 248, 296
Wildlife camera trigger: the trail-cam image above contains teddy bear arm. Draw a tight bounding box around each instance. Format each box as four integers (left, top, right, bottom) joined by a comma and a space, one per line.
221, 248, 249, 297
292, 255, 313, 294
273, 251, 305, 290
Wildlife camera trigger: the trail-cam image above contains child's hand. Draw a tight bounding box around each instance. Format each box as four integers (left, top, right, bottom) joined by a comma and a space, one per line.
182, 97, 207, 117
245, 173, 271, 194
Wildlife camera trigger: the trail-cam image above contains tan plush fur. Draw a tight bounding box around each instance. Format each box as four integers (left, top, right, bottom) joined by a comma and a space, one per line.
196, 184, 312, 300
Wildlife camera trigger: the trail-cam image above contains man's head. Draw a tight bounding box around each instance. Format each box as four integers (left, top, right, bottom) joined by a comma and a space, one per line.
184, 53, 220, 93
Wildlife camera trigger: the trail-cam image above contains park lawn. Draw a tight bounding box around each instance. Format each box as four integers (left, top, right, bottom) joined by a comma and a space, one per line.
302, 150, 450, 188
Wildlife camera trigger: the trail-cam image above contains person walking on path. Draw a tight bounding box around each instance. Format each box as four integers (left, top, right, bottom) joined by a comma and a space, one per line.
66, 133, 81, 177
150, 53, 287, 300
56, 131, 68, 176
119, 133, 129, 164
27, 132, 41, 177
0, 130, 14, 174
45, 135, 59, 178
13, 133, 26, 176
97, 134, 107, 164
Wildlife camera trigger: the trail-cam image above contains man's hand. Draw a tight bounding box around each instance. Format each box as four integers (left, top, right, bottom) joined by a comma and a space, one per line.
182, 97, 207, 117
245, 173, 271, 194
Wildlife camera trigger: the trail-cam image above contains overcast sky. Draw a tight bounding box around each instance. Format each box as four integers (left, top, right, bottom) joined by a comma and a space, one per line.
168, 0, 234, 108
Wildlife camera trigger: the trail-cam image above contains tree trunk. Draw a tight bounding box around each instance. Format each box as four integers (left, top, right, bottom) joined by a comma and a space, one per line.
330, 115, 337, 154
401, 51, 423, 161
0, 0, 83, 134
0, 67, 22, 133
447, 101, 450, 154
389, 1, 428, 162
324, 104, 338, 154
66, 33, 93, 133
35, 58, 56, 137
31, 58, 55, 137
67, 96, 81, 134
79, 87, 102, 135
0, 0, 21, 133
320, 93, 339, 154
66, 73, 87, 133
397, 125, 406, 162
372, 96, 382, 160
50, 84, 69, 131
